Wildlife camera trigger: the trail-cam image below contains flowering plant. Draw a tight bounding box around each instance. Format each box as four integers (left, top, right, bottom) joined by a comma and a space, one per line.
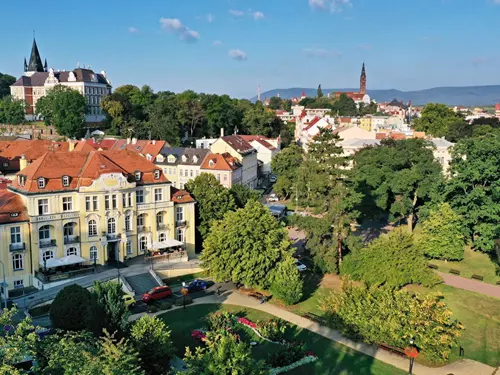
191, 329, 206, 341
237, 317, 257, 329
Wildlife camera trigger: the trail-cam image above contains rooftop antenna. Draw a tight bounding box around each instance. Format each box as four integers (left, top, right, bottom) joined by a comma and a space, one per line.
257, 86, 261, 102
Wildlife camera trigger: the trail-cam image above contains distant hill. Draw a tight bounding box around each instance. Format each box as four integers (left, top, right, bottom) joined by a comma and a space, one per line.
252, 85, 500, 106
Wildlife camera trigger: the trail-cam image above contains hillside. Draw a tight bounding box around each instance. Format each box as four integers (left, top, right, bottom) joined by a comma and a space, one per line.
253, 85, 500, 106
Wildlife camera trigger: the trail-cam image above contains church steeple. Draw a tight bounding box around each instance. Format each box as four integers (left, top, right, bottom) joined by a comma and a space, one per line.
360, 62, 367, 95
24, 58, 28, 72
26, 38, 44, 74
44, 58, 48, 72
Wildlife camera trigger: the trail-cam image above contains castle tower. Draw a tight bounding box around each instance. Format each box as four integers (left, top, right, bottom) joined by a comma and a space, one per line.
360, 63, 367, 95
25, 38, 45, 77
257, 86, 261, 102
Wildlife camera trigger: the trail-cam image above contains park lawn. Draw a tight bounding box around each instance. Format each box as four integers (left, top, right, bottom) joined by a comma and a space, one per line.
159, 304, 405, 375
406, 284, 500, 367
161, 271, 208, 287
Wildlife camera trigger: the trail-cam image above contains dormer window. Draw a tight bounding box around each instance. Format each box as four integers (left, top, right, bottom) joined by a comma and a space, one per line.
62, 175, 70, 187
156, 155, 164, 163
38, 177, 46, 189
193, 156, 198, 163
209, 160, 215, 167
181, 155, 187, 163
168, 155, 176, 163
17, 175, 25, 187
154, 170, 161, 180
134, 171, 141, 181
146, 154, 152, 161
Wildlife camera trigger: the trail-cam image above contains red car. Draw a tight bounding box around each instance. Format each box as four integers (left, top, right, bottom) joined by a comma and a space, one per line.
142, 286, 172, 303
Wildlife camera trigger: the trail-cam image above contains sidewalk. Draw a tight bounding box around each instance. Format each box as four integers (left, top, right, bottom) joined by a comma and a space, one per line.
134, 291, 497, 375
438, 272, 500, 299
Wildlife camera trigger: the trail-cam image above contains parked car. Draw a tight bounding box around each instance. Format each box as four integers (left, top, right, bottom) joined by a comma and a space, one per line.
142, 286, 172, 303
182, 279, 208, 293
269, 175, 277, 183
295, 260, 307, 272
268, 193, 279, 202
123, 294, 137, 308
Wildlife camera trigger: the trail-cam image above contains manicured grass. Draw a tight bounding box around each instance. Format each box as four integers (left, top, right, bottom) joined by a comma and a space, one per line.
162, 271, 208, 287
159, 304, 405, 375
29, 304, 51, 317
428, 247, 499, 285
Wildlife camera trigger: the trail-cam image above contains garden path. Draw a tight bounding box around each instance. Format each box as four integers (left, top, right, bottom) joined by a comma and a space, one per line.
438, 272, 500, 299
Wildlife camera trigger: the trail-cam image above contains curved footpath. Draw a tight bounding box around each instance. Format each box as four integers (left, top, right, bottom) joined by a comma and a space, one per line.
130, 291, 497, 375
437, 271, 500, 299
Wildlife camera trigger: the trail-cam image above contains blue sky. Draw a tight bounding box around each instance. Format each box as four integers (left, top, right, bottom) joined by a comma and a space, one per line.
1, 0, 499, 98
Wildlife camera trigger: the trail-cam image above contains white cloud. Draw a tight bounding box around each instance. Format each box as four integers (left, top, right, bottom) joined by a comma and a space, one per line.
159, 18, 200, 42
309, 0, 352, 13
252, 11, 265, 20
128, 27, 139, 33
206, 13, 215, 23
302, 48, 341, 58
213, 40, 223, 46
229, 9, 245, 16
229, 49, 248, 61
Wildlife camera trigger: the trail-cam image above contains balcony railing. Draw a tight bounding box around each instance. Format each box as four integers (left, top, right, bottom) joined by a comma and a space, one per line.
9, 242, 26, 252
176, 220, 187, 227
64, 235, 80, 244
106, 233, 121, 241
35, 267, 94, 284
137, 226, 151, 233
39, 239, 56, 248
157, 223, 168, 230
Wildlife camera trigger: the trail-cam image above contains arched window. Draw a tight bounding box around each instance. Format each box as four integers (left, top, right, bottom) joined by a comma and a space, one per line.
88, 220, 97, 237
107, 218, 116, 234
42, 250, 54, 262
39, 225, 50, 240
137, 214, 145, 227
125, 215, 131, 231
66, 247, 77, 256
12, 254, 23, 270
156, 212, 163, 227
139, 236, 148, 252
176, 228, 184, 243
158, 232, 166, 242
63, 222, 75, 237
90, 246, 98, 262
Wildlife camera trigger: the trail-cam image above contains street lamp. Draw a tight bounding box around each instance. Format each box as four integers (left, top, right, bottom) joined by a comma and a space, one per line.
404, 339, 418, 375
0, 261, 8, 309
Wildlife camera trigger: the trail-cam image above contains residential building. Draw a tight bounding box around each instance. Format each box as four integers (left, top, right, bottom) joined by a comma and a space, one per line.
359, 116, 372, 132
200, 153, 242, 188
239, 135, 280, 175
10, 38, 112, 123
3, 150, 195, 293
495, 104, 500, 118
196, 138, 218, 150
430, 138, 454, 172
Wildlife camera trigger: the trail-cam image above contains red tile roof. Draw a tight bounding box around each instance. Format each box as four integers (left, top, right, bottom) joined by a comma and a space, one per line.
304, 116, 321, 131
239, 135, 277, 150
171, 188, 195, 204
0, 190, 28, 224
0, 140, 70, 162
201, 153, 242, 171
221, 136, 255, 154
495, 104, 500, 111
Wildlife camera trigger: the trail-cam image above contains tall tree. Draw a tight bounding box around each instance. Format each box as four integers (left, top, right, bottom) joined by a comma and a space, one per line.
268, 96, 282, 110
177, 90, 206, 137
241, 103, 282, 137
146, 94, 181, 145
0, 96, 25, 124
317, 84, 323, 98
332, 93, 357, 116
413, 103, 466, 138
229, 184, 260, 208
271, 144, 304, 199
0, 72, 16, 98
92, 281, 130, 336
444, 135, 500, 253
36, 85, 87, 138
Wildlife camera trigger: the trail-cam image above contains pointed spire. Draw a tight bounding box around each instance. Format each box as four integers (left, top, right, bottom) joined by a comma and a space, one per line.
361, 62, 366, 77
24, 58, 28, 72
27, 38, 44, 73
44, 59, 48, 72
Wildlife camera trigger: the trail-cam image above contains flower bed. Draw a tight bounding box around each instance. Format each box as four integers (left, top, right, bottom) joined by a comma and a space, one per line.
269, 355, 318, 375
191, 329, 206, 341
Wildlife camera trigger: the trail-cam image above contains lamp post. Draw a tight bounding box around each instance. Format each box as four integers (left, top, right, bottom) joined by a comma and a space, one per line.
0, 261, 7, 310
404, 339, 418, 375
181, 287, 189, 310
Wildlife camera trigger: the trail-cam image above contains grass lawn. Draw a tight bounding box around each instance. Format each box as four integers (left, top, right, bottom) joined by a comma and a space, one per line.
159, 304, 405, 375
161, 271, 208, 287
29, 304, 51, 317
427, 247, 499, 285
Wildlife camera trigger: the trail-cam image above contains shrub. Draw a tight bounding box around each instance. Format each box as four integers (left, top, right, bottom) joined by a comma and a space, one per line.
206, 311, 235, 331
92, 281, 129, 335
270, 257, 303, 305
175, 296, 193, 306
147, 305, 159, 313
319, 280, 464, 363
267, 341, 307, 368
257, 319, 289, 341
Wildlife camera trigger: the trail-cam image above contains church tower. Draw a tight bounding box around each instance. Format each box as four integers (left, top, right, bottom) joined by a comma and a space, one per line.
360, 63, 367, 95
25, 38, 46, 77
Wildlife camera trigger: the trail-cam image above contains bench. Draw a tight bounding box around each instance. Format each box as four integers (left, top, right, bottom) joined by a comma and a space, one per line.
303, 312, 327, 325
496, 280, 500, 286
449, 269, 460, 276
471, 274, 483, 281
428, 264, 439, 270
378, 343, 406, 357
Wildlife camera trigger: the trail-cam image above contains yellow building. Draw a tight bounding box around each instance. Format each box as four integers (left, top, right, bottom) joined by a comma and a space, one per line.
359, 116, 372, 132
2, 149, 196, 294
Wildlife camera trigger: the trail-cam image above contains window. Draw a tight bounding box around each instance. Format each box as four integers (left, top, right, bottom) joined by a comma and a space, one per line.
90, 246, 98, 262
196, 170, 200, 176
62, 176, 70, 187
42, 250, 54, 262
176, 228, 184, 243
224, 174, 228, 182
12, 254, 23, 270
136, 190, 144, 204
139, 236, 147, 252
66, 247, 77, 256
122, 193, 132, 208
154, 170, 161, 180
10, 227, 21, 244
39, 225, 50, 240
137, 214, 145, 227
38, 178, 45, 189
158, 232, 166, 242
190, 170, 193, 178
107, 218, 116, 234
135, 171, 141, 181
154, 188, 163, 202
86, 197, 91, 211
62, 197, 73, 212
88, 220, 97, 237
126, 241, 132, 256
63, 222, 75, 237
105, 195, 110, 210
156, 212, 163, 227
176, 206, 184, 222
13, 280, 24, 289
125, 215, 131, 231
38, 199, 49, 215
93, 196, 98, 211
216, 174, 220, 181
112, 195, 117, 209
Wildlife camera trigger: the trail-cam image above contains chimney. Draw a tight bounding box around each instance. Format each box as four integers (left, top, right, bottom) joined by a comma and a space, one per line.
152, 140, 156, 145
220, 128, 224, 138
132, 137, 137, 145
68, 139, 76, 152
19, 154, 27, 171
126, 137, 131, 144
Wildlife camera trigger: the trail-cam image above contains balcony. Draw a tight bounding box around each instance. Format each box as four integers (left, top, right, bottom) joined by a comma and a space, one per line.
35, 267, 94, 284
157, 223, 168, 230
39, 239, 56, 248
9, 242, 26, 252
137, 226, 151, 233
176, 220, 187, 227
106, 233, 121, 241
64, 235, 80, 245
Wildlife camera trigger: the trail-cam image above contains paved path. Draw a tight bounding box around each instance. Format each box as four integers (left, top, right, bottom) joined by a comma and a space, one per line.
132, 291, 497, 375
438, 272, 500, 299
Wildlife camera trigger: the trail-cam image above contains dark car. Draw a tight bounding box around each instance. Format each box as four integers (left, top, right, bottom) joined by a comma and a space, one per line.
182, 279, 208, 293
142, 286, 172, 303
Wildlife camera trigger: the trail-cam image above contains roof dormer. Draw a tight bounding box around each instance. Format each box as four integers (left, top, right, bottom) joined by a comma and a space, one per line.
134, 171, 141, 181
209, 159, 215, 167
38, 177, 46, 189
167, 155, 176, 163
181, 155, 187, 163
192, 155, 198, 163
62, 175, 70, 187
154, 170, 161, 180
156, 155, 164, 163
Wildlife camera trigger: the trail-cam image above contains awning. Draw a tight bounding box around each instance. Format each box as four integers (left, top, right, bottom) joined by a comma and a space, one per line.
149, 239, 184, 251
40, 255, 87, 268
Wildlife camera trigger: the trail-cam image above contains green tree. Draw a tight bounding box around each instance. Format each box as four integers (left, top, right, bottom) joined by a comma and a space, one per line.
201, 200, 293, 288
270, 256, 303, 305
177, 90, 206, 137
92, 281, 130, 335
317, 84, 323, 98
130, 316, 175, 375
241, 103, 282, 137
332, 93, 357, 116
413, 103, 466, 138
183, 332, 267, 375
229, 184, 260, 208
320, 281, 463, 363
352, 138, 443, 232
0, 96, 25, 124
200, 94, 244, 137
271, 144, 304, 198
36, 85, 87, 138
341, 229, 441, 288
0, 72, 16, 98
444, 135, 500, 252
419, 203, 466, 260
268, 96, 282, 110
146, 94, 182, 145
